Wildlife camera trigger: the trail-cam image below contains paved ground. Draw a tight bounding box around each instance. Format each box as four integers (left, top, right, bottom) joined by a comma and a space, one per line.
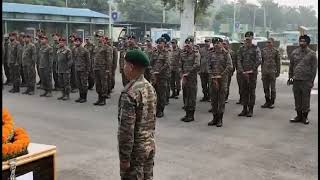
3, 71, 318, 180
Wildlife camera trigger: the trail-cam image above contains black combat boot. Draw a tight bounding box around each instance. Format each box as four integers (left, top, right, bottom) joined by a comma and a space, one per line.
57, 91, 65, 100
40, 91, 48, 97
301, 112, 310, 125
208, 114, 218, 126
200, 94, 208, 102
98, 96, 106, 106
93, 95, 101, 105
268, 98, 275, 109
27, 87, 35, 95
62, 93, 70, 101
175, 90, 180, 98
156, 109, 164, 118
216, 113, 223, 127
45, 91, 53, 97
10, 86, 20, 93
79, 93, 87, 103
75, 92, 82, 102
261, 97, 270, 108
238, 106, 248, 116
290, 111, 302, 123
180, 110, 188, 121
246, 106, 254, 117
183, 110, 195, 122
22, 88, 30, 94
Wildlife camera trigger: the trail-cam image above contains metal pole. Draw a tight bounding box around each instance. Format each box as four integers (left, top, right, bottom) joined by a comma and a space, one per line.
5, 21, 8, 34
65, 0, 68, 7
66, 23, 69, 44
109, 0, 112, 43
163, 7, 166, 23
253, 8, 256, 32
233, 1, 236, 33
263, 6, 266, 31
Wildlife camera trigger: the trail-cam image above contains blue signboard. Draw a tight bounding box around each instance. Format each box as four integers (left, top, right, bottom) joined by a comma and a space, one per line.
111, 11, 118, 21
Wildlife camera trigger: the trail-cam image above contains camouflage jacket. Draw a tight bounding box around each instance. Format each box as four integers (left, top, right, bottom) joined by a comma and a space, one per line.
22, 42, 37, 67
51, 41, 59, 67
3, 41, 9, 63
169, 47, 182, 71
289, 47, 318, 82
199, 46, 211, 73
151, 48, 170, 79
208, 48, 233, 78
237, 45, 262, 74
112, 46, 118, 72
73, 46, 90, 72
39, 44, 53, 70
118, 74, 157, 163
227, 49, 236, 73
8, 40, 22, 66
181, 48, 201, 76
34, 41, 41, 65
84, 43, 95, 71
119, 45, 140, 73
57, 46, 72, 73
261, 47, 281, 75
93, 44, 113, 71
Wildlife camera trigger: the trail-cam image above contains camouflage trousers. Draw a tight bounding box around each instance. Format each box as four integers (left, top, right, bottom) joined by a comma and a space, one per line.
20, 64, 26, 84
36, 62, 41, 82
121, 73, 130, 87
226, 73, 233, 100
58, 73, 71, 94
121, 150, 155, 180
71, 64, 78, 90
88, 70, 95, 89
199, 72, 209, 97
3, 62, 10, 82
22, 65, 36, 90
262, 73, 276, 100
240, 73, 257, 106
170, 70, 181, 93
182, 74, 198, 111
293, 80, 312, 113
211, 77, 228, 114
9, 64, 21, 88
76, 71, 88, 94
236, 72, 243, 101
94, 69, 109, 97
39, 68, 52, 91
154, 78, 168, 112
166, 77, 170, 102
52, 61, 60, 88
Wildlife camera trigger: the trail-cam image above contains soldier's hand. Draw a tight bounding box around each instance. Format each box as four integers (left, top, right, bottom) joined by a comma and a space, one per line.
287, 78, 293, 86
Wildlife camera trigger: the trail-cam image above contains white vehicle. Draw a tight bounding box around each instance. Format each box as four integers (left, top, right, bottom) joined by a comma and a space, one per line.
252, 36, 268, 45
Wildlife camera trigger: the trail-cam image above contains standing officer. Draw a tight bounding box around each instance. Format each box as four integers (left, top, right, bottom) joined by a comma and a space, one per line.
51, 33, 61, 90
180, 36, 200, 122
169, 38, 182, 99
73, 37, 90, 103
107, 39, 118, 93
93, 34, 113, 105
151, 37, 170, 118
199, 38, 211, 102
69, 33, 78, 93
3, 34, 11, 85
289, 35, 317, 124
84, 37, 95, 90
237, 32, 262, 117
235, 40, 245, 104
261, 38, 281, 109
18, 32, 27, 87
118, 49, 156, 180
35, 30, 44, 86
143, 37, 155, 82
222, 40, 236, 103
21, 34, 37, 95
57, 37, 72, 101
8, 32, 23, 93
38, 35, 53, 97
207, 38, 233, 127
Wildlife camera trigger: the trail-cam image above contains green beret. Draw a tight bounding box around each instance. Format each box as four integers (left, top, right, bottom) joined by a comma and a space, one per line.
185, 36, 194, 43
245, 31, 254, 37
125, 49, 150, 67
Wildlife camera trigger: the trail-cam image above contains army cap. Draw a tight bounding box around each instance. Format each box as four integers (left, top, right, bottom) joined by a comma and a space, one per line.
156, 37, 166, 44
128, 35, 136, 40
299, 34, 311, 44
245, 31, 254, 40
9, 32, 17, 37
212, 37, 223, 44
74, 36, 83, 42
125, 49, 150, 67
59, 37, 66, 42
185, 36, 194, 43
171, 38, 178, 44
95, 32, 104, 37
24, 34, 32, 38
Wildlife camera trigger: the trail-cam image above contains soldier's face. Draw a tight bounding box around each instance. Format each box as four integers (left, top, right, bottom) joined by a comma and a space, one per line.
245, 37, 252, 46
40, 39, 47, 45
146, 41, 152, 46
299, 39, 307, 48
59, 41, 65, 47
267, 41, 273, 48
171, 42, 177, 48
24, 37, 31, 43
222, 42, 228, 49
158, 42, 165, 49
9, 36, 15, 42
124, 61, 134, 80
75, 40, 81, 47
128, 38, 135, 45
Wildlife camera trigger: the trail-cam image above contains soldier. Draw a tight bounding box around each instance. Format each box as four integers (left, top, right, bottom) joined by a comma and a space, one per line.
21, 34, 37, 95
151, 37, 170, 118
84, 37, 95, 90
118, 49, 156, 180
169, 38, 182, 99
237, 32, 262, 117
8, 32, 23, 93
199, 39, 211, 102
143, 37, 155, 82
235, 39, 245, 104
3, 34, 11, 85
260, 38, 281, 109
207, 38, 233, 127
57, 37, 72, 100
107, 39, 118, 93
93, 34, 113, 105
38, 36, 53, 97
18, 32, 27, 87
35, 30, 44, 86
222, 40, 236, 103
289, 35, 317, 125
180, 36, 200, 122
69, 34, 78, 93
51, 33, 61, 90
119, 35, 140, 87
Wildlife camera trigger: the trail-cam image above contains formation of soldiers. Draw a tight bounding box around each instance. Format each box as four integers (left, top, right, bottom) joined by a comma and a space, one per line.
2, 31, 317, 126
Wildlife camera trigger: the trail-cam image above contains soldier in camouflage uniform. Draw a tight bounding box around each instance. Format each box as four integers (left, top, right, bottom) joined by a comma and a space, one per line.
35, 30, 44, 86
106, 39, 118, 93
8, 32, 23, 93
118, 49, 156, 180
150, 37, 170, 118
51, 33, 61, 90
84, 37, 95, 90
207, 38, 233, 127
18, 32, 27, 87
93, 34, 113, 105
21, 34, 37, 95
169, 38, 182, 99
289, 35, 317, 125
222, 40, 236, 103
143, 38, 155, 82
3, 34, 11, 85
69, 34, 78, 93
56, 37, 72, 100
260, 38, 281, 109
235, 40, 245, 104
180, 37, 200, 122
199, 39, 211, 102
237, 32, 262, 117
73, 37, 90, 103
38, 36, 53, 97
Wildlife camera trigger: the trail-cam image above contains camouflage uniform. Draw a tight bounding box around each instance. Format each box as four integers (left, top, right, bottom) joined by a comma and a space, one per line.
237, 44, 262, 116
3, 39, 11, 84
111, 46, 118, 91
118, 74, 157, 180
8, 40, 23, 92
225, 49, 236, 101
69, 44, 78, 92
22, 42, 37, 93
289, 47, 317, 121
143, 45, 155, 82
261, 47, 281, 107
51, 41, 60, 89
234, 49, 243, 104
35, 40, 42, 85
73, 45, 90, 101
169, 46, 182, 98
119, 45, 140, 86
57, 46, 72, 99
84, 42, 95, 90
208, 47, 233, 126
151, 48, 170, 116
39, 44, 53, 93
199, 45, 211, 101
